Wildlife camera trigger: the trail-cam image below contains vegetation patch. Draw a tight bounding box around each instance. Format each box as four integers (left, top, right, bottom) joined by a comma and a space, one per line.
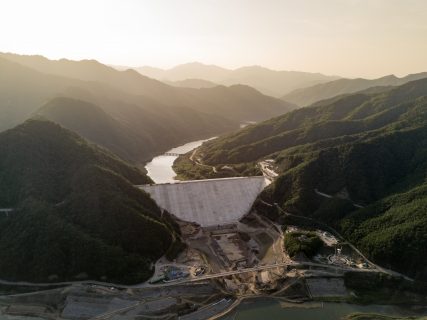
173, 153, 261, 180
284, 231, 323, 258
0, 120, 184, 284
194, 80, 427, 281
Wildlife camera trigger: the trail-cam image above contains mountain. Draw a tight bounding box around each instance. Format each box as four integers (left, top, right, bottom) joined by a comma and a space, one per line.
137, 62, 230, 83
220, 66, 340, 97
35, 96, 235, 163
0, 56, 236, 163
0, 120, 183, 284
177, 84, 296, 122
1, 53, 294, 123
165, 78, 219, 89
182, 78, 427, 280
135, 62, 339, 97
35, 97, 154, 163
0, 53, 295, 163
283, 73, 427, 106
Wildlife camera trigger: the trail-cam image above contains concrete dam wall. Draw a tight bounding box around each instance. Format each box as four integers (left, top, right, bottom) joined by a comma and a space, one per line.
139, 177, 268, 227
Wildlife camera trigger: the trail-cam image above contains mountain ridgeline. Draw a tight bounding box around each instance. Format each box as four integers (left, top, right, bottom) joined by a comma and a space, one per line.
282, 73, 427, 106
0, 53, 295, 164
136, 62, 340, 97
186, 78, 427, 280
0, 120, 182, 284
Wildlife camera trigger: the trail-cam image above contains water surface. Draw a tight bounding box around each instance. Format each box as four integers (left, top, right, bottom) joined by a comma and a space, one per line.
221, 300, 427, 320
145, 138, 214, 183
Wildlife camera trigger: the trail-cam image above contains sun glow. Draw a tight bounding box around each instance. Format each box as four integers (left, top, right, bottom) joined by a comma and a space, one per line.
1, 0, 427, 78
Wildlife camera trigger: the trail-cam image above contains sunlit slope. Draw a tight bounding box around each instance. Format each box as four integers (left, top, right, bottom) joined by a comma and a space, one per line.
187, 79, 427, 280
0, 120, 181, 284
199, 78, 427, 164
283, 73, 427, 106
0, 56, 236, 163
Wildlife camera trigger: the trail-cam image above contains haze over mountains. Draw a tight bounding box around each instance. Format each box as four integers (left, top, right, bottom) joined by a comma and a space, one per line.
2, 1, 427, 314
127, 62, 427, 110
135, 62, 340, 97
282, 73, 427, 106
0, 53, 295, 163
2, 49, 427, 287
183, 77, 427, 280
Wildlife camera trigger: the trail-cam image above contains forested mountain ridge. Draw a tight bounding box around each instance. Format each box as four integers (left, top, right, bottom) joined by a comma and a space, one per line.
198, 78, 427, 164
0, 53, 295, 163
0, 53, 296, 123
136, 62, 339, 97
0, 120, 182, 284
165, 78, 219, 89
0, 56, 234, 163
182, 78, 427, 280
282, 72, 427, 106
34, 96, 234, 163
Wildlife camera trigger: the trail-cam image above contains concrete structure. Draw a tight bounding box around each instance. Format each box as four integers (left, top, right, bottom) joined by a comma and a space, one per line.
139, 177, 268, 227
0, 208, 14, 217
61, 296, 136, 319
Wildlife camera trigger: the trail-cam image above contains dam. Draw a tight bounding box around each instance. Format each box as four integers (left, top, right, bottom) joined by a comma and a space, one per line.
138, 176, 268, 227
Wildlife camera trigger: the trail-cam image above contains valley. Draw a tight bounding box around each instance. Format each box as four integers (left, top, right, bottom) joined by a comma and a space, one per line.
1, 5, 427, 317
2, 129, 426, 320
145, 138, 215, 184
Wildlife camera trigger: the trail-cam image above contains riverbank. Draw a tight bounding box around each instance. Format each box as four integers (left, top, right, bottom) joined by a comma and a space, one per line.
145, 137, 215, 183
219, 298, 427, 320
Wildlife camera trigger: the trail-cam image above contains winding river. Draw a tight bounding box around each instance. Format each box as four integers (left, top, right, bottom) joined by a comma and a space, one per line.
144, 138, 427, 320
145, 138, 214, 183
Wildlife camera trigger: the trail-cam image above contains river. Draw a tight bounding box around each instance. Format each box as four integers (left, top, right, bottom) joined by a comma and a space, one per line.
145, 122, 256, 183
145, 138, 214, 183
144, 139, 427, 320
221, 299, 427, 320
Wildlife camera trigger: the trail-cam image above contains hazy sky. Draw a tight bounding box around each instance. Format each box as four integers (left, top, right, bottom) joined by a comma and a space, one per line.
1, 0, 427, 78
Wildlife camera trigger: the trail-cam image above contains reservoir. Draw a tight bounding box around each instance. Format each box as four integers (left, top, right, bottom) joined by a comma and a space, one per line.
145, 122, 254, 183
144, 136, 427, 320
221, 300, 427, 320
145, 138, 214, 183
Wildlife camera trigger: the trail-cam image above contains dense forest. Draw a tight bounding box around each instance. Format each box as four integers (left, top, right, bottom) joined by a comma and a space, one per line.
182, 78, 427, 280
283, 231, 323, 258
0, 120, 182, 284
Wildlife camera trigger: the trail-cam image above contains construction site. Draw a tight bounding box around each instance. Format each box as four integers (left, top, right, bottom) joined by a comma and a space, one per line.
0, 171, 389, 320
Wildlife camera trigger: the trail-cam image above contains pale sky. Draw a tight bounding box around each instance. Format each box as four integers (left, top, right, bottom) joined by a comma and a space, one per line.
1, 0, 427, 78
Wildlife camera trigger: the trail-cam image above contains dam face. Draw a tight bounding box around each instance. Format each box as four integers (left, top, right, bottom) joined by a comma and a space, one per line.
139, 176, 268, 227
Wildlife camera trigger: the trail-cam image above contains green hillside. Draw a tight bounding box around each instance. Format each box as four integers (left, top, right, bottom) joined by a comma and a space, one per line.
35, 96, 235, 163
0, 120, 181, 284
198, 78, 427, 165
182, 78, 427, 280
282, 73, 427, 107
0, 54, 296, 163
0, 56, 237, 163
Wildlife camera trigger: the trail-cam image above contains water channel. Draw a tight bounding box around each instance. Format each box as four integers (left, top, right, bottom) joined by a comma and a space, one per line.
145, 138, 214, 183
144, 138, 427, 320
